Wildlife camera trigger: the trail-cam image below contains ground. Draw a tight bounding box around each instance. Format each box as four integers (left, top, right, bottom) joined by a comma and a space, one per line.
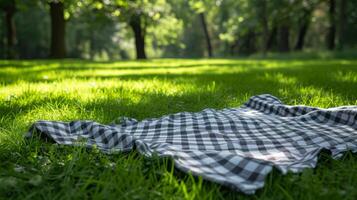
0, 57, 357, 199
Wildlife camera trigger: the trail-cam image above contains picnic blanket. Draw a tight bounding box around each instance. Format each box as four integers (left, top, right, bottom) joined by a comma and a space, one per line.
26, 94, 357, 194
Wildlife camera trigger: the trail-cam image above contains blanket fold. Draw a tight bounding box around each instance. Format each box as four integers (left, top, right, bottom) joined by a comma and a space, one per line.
26, 94, 357, 194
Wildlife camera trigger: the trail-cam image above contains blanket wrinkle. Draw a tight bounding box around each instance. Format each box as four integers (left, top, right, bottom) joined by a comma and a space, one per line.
26, 94, 357, 194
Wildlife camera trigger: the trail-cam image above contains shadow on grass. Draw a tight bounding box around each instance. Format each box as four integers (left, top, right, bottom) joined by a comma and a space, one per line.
0, 59, 355, 84
0, 59, 357, 199
1, 60, 356, 114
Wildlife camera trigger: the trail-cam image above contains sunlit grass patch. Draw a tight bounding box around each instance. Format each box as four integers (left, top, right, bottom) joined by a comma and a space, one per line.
0, 58, 356, 199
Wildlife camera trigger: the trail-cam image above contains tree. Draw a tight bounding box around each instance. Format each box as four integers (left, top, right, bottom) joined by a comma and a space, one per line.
269, 0, 315, 53
49, 0, 66, 58
189, 0, 214, 57
294, 0, 320, 51
0, 0, 17, 59
294, 10, 311, 51
2, 0, 356, 59
96, 0, 178, 59
199, 12, 212, 57
65, 2, 122, 59
129, 13, 146, 59
277, 24, 289, 52
257, 0, 269, 55
266, 26, 277, 51
273, 0, 294, 52
337, 0, 347, 50
326, 0, 336, 50
218, 0, 260, 55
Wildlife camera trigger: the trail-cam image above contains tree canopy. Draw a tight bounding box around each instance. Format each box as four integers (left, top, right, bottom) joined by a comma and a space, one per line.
0, 0, 356, 59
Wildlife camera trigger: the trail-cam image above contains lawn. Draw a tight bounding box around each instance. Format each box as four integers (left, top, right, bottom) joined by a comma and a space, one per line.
0, 58, 357, 199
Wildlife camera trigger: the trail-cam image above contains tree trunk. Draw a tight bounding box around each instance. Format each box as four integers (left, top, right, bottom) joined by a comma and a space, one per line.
266, 26, 277, 51
199, 13, 213, 57
294, 16, 310, 51
326, 0, 336, 50
278, 25, 290, 52
129, 15, 147, 59
259, 0, 269, 55
4, 0, 17, 59
50, 1, 66, 58
245, 31, 256, 54
337, 0, 347, 50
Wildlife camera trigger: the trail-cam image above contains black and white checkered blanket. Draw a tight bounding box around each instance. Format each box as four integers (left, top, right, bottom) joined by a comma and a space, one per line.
26, 94, 357, 194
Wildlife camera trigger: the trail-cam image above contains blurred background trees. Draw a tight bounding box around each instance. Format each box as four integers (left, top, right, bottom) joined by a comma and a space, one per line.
0, 0, 356, 60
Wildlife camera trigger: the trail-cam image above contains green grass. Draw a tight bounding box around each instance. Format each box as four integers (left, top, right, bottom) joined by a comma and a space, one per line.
0, 58, 357, 199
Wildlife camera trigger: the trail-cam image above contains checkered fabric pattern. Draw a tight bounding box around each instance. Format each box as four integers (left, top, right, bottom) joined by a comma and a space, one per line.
26, 94, 357, 194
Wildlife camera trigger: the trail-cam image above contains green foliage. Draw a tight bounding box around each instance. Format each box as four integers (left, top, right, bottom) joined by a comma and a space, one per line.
15, 4, 50, 58
0, 56, 357, 199
1, 0, 357, 59
188, 0, 216, 14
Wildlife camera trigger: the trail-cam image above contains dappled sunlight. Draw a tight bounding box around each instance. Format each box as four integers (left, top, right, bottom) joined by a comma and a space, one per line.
0, 59, 313, 84
0, 61, 252, 83
0, 58, 356, 200
0, 59, 356, 125
18, 103, 81, 122
333, 71, 357, 83
277, 86, 351, 107
0, 59, 354, 83
260, 73, 298, 85
0, 74, 225, 125
0, 78, 201, 103
297, 87, 351, 107
2, 0, 357, 196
